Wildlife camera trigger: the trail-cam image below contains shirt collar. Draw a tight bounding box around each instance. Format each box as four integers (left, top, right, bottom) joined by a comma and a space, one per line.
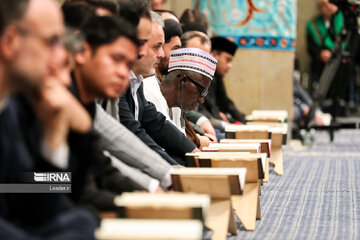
0, 96, 8, 114
130, 71, 143, 84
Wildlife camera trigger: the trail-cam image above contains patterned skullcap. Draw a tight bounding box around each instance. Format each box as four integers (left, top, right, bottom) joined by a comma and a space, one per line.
211, 37, 237, 56
168, 48, 217, 80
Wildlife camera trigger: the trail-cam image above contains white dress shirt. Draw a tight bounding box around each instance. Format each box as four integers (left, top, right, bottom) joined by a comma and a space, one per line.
143, 75, 186, 135
130, 71, 143, 121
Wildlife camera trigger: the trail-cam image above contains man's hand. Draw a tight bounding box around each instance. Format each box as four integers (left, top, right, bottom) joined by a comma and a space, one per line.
155, 186, 165, 193
191, 148, 201, 153
320, 49, 332, 63
33, 78, 70, 150
219, 112, 229, 122
33, 77, 92, 150
204, 133, 217, 142
198, 135, 211, 149
199, 120, 217, 137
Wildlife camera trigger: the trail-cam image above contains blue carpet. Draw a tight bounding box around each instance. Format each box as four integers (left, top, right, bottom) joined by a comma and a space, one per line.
230, 130, 360, 240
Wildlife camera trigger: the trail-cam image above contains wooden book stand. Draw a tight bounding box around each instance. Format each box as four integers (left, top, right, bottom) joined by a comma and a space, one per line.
203, 143, 261, 154
225, 125, 271, 140
247, 123, 287, 175
219, 139, 271, 182
247, 110, 288, 123
95, 219, 203, 240
171, 168, 247, 240
114, 192, 210, 222
194, 154, 265, 231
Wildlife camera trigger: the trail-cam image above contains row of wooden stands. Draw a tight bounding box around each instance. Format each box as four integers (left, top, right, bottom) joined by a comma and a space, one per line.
95, 110, 289, 240
225, 110, 288, 176
96, 192, 211, 240
96, 168, 247, 240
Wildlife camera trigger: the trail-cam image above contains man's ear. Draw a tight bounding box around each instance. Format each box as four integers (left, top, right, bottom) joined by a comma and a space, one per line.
74, 42, 92, 65
211, 50, 221, 59
0, 26, 21, 60
176, 75, 185, 89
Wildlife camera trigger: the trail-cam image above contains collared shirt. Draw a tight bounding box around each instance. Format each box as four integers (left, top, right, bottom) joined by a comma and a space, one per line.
0, 96, 8, 114
130, 71, 143, 121
143, 75, 185, 135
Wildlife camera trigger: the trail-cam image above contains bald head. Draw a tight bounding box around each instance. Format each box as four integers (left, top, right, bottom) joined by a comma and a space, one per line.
181, 31, 211, 53
24, 0, 63, 32
186, 36, 210, 53
6, 0, 65, 92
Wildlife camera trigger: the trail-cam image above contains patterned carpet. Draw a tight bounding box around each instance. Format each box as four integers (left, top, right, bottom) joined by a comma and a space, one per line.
230, 130, 360, 240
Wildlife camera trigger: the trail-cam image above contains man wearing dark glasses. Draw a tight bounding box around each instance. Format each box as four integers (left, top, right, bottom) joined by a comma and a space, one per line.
159, 48, 217, 140
118, 12, 201, 166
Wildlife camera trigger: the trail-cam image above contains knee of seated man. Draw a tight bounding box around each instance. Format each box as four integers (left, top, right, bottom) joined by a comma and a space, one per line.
60, 208, 98, 237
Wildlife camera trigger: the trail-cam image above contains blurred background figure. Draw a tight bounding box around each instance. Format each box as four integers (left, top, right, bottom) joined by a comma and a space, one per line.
152, 0, 166, 10
306, 0, 342, 89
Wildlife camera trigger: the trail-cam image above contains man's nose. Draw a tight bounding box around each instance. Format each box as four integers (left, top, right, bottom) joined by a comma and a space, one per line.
158, 46, 165, 59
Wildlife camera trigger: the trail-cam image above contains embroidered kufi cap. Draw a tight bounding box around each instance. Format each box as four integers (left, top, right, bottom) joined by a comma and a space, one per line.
168, 48, 217, 80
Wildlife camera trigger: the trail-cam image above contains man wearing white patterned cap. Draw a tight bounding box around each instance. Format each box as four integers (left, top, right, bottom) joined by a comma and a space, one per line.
161, 48, 217, 127
119, 13, 203, 165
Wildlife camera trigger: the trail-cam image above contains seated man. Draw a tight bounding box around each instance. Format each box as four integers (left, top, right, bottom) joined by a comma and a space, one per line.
0, 0, 96, 239
158, 47, 217, 147
117, 11, 199, 165
143, 18, 183, 132
70, 15, 167, 202
198, 37, 246, 128
179, 29, 219, 141
306, 0, 342, 86
143, 18, 216, 148
64, 0, 173, 191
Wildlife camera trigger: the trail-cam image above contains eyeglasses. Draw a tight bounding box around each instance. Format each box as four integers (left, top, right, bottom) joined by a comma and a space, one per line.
177, 74, 209, 98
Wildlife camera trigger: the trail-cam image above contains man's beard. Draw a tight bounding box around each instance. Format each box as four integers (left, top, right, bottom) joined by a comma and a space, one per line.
9, 68, 42, 95
158, 61, 168, 75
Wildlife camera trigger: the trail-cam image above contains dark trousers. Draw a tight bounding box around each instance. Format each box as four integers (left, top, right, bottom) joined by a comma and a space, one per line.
0, 208, 97, 240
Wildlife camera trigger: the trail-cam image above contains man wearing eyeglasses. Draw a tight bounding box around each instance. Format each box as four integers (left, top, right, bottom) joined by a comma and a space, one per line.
0, 0, 97, 239
160, 47, 216, 122
118, 12, 200, 166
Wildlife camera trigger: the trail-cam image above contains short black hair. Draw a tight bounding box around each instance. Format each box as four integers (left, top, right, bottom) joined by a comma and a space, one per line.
118, 2, 140, 27
153, 9, 177, 18
87, 0, 119, 14
66, 0, 119, 15
211, 37, 237, 56
81, 16, 139, 51
0, 0, 29, 36
62, 2, 96, 29
118, 0, 151, 21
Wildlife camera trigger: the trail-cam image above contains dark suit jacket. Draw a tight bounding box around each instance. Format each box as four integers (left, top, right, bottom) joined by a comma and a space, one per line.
0, 96, 73, 226
119, 81, 196, 166
68, 78, 146, 209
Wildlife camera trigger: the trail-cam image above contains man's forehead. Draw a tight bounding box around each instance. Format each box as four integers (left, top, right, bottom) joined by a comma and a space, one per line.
24, 0, 64, 34
167, 36, 181, 47
137, 17, 152, 40
150, 23, 164, 43
113, 37, 137, 53
192, 72, 211, 87
98, 37, 136, 52
186, 37, 210, 53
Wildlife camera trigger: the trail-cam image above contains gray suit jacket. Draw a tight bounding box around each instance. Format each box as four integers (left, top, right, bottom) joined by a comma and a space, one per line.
94, 104, 172, 187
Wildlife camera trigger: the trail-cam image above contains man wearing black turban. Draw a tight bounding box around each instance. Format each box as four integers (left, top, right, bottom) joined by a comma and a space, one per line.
198, 36, 246, 124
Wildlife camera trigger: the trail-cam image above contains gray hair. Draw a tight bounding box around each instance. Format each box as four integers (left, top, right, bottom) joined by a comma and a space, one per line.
181, 31, 211, 48
150, 11, 164, 28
